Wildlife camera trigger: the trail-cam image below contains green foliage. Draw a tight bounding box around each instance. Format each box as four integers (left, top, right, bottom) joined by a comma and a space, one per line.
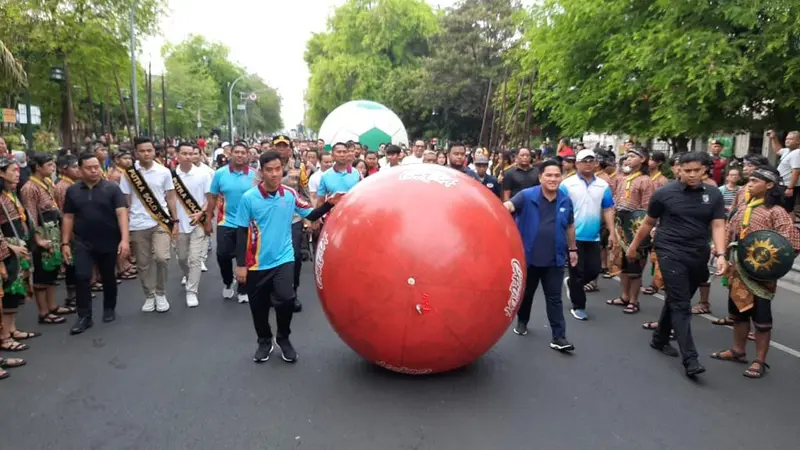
515, 0, 800, 142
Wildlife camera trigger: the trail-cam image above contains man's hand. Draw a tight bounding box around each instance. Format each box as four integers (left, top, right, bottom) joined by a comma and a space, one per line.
715, 255, 729, 276
170, 222, 179, 239
36, 237, 52, 251
607, 234, 618, 250
235, 266, 248, 285
569, 250, 578, 267
0, 261, 7, 281
203, 218, 213, 235
10, 244, 29, 259
326, 192, 346, 205
62, 244, 72, 265
118, 240, 130, 259
785, 187, 794, 198
625, 246, 639, 261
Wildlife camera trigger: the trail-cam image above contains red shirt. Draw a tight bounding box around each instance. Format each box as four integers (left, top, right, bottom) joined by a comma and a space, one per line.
711, 156, 727, 186
197, 138, 206, 150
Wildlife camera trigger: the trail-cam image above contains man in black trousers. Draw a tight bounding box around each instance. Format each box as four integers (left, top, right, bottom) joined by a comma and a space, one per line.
626, 152, 728, 377
62, 153, 130, 334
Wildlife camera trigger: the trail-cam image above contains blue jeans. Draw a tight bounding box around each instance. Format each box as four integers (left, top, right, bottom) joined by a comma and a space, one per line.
516, 265, 567, 340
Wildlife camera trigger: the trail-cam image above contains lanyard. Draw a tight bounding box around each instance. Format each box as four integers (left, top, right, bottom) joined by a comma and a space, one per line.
650, 172, 662, 181
740, 198, 764, 239
3, 191, 26, 223
624, 171, 641, 198
29, 176, 57, 208
60, 176, 74, 185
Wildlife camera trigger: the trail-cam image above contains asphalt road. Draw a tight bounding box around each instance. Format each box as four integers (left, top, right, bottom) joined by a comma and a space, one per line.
2, 255, 799, 450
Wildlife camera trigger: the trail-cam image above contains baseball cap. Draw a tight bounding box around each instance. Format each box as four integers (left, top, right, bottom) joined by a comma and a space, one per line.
474, 154, 490, 165
576, 149, 596, 162
220, 141, 231, 148
272, 135, 292, 146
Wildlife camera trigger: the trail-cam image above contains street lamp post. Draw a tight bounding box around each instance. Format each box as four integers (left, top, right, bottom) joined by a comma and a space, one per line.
228, 74, 246, 142
130, 3, 140, 136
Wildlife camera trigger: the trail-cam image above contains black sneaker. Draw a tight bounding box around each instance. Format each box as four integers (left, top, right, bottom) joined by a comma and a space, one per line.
102, 309, 116, 323
550, 338, 575, 352
276, 337, 298, 363
685, 361, 706, 378
253, 341, 274, 363
650, 340, 679, 357
293, 299, 303, 313
513, 321, 528, 336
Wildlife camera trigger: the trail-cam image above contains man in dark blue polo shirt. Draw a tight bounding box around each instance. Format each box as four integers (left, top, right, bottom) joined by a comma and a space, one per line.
504, 160, 578, 352
447, 143, 480, 180
473, 154, 501, 198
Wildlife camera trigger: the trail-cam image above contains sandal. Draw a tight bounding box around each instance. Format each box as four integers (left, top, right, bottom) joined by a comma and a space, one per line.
641, 286, 658, 295
0, 338, 29, 352
622, 303, 640, 314
710, 349, 748, 363
0, 368, 8, 380
10, 330, 41, 340
691, 304, 711, 315
38, 312, 67, 324
712, 317, 734, 326
91, 282, 104, 292
53, 305, 76, 315
117, 268, 137, 280
743, 360, 769, 379
0, 356, 26, 368
606, 297, 629, 306
748, 331, 755, 341
583, 282, 599, 293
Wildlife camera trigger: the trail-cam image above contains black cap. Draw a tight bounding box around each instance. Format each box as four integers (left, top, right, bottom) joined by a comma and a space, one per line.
272, 135, 292, 146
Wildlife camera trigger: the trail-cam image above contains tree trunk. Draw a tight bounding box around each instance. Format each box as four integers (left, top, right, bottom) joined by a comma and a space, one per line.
104, 84, 111, 136
478, 79, 492, 148
669, 136, 690, 153
113, 68, 132, 138
523, 69, 536, 148
84, 75, 94, 136
61, 61, 75, 149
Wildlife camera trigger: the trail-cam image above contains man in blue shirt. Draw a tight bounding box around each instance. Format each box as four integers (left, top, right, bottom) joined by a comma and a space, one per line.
235, 151, 343, 364
206, 142, 256, 303
447, 143, 480, 180
316, 142, 361, 206
559, 150, 616, 320
473, 154, 501, 198
504, 160, 578, 352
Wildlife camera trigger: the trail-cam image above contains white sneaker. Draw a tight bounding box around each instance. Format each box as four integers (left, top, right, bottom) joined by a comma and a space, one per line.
186, 293, 199, 308
222, 284, 235, 299
155, 294, 170, 312
141, 297, 156, 312
181, 276, 187, 285
201, 261, 208, 272
563, 276, 571, 302
237, 293, 249, 304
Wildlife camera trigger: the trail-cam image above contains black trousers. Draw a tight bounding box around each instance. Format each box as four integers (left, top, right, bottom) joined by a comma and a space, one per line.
653, 253, 709, 366
246, 262, 295, 343
517, 265, 567, 340
217, 225, 245, 294
567, 241, 602, 310
291, 222, 303, 292
74, 243, 118, 319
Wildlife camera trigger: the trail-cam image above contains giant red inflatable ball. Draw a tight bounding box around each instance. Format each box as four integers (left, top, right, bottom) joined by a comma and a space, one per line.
314, 164, 526, 375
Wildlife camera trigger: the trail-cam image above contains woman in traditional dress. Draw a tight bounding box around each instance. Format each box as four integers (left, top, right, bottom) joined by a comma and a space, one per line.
710, 166, 800, 378
0, 157, 43, 353
20, 153, 73, 325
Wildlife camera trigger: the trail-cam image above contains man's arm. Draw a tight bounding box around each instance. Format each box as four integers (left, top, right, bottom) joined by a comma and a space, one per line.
503, 191, 526, 214
165, 190, 179, 224
628, 216, 658, 253
116, 207, 130, 244
710, 218, 727, 256
61, 213, 74, 245
566, 223, 577, 250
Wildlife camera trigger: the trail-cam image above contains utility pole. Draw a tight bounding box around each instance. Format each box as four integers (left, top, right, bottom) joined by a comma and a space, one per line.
129, 3, 139, 136
147, 61, 153, 137
161, 74, 167, 138
228, 74, 246, 142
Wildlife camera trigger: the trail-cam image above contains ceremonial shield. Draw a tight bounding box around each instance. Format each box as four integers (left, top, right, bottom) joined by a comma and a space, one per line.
737, 230, 796, 281
615, 209, 650, 252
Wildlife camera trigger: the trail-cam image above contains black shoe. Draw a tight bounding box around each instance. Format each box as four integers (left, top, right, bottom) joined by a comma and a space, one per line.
253, 341, 274, 363
650, 341, 679, 357
513, 321, 528, 336
293, 299, 303, 313
102, 309, 116, 323
550, 338, 575, 352
70, 317, 93, 335
685, 361, 706, 378
276, 337, 298, 363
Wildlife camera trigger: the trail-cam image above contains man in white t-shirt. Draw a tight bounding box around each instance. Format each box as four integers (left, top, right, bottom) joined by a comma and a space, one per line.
308, 152, 333, 206
402, 139, 426, 165
770, 130, 800, 221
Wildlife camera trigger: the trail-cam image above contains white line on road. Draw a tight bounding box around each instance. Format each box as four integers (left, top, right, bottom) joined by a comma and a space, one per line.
610, 277, 800, 359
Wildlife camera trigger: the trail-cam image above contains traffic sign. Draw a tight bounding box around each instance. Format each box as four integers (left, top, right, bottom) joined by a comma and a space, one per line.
248, 93, 257, 101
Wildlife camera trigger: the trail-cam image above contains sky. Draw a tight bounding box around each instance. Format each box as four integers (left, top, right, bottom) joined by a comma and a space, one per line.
141, 0, 457, 130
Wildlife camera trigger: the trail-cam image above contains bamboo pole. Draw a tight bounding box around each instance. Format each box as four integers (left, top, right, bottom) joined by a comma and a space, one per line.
478, 79, 493, 148
113, 68, 132, 138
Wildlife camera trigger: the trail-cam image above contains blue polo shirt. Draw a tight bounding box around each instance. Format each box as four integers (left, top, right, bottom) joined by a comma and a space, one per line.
234, 184, 314, 271
317, 165, 361, 197
210, 165, 256, 227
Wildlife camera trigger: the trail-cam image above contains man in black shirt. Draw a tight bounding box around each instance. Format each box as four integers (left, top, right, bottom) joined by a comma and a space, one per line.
62, 153, 131, 334
502, 148, 539, 201
626, 152, 728, 377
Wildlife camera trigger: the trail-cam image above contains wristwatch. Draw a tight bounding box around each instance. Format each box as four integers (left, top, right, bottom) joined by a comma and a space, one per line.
569, 248, 578, 253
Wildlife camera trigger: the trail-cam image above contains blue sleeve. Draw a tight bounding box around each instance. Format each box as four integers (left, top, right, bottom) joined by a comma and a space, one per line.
317, 174, 329, 197
558, 184, 569, 195
210, 169, 221, 195
233, 193, 251, 228
601, 186, 614, 209
293, 192, 314, 218
510, 191, 526, 213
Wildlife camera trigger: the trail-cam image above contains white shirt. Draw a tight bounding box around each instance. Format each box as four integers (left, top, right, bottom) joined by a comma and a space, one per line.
777, 148, 800, 187
308, 169, 326, 198
119, 161, 174, 231
174, 164, 213, 233
196, 163, 215, 180
402, 154, 424, 165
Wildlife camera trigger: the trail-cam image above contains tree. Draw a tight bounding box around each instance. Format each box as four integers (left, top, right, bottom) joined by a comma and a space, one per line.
304, 0, 439, 131
0, 40, 27, 86
514, 0, 800, 148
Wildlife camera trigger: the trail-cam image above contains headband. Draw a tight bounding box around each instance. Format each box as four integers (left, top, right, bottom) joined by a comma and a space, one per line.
752, 168, 779, 184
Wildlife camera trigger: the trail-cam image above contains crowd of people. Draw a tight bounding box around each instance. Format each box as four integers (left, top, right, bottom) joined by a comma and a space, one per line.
0, 131, 798, 381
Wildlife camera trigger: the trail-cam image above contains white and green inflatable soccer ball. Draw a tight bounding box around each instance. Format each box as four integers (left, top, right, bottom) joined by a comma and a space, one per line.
318, 100, 409, 152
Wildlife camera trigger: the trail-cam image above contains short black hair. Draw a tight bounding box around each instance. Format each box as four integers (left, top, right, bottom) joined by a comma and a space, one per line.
651, 151, 667, 165
385, 144, 401, 155
332, 142, 347, 150
177, 141, 194, 152
259, 151, 281, 168
232, 141, 248, 151
77, 152, 98, 167
29, 151, 54, 171
448, 142, 466, 152
57, 154, 78, 169
133, 136, 153, 149
306, 149, 319, 157
539, 159, 561, 173
678, 152, 706, 165
260, 139, 271, 147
